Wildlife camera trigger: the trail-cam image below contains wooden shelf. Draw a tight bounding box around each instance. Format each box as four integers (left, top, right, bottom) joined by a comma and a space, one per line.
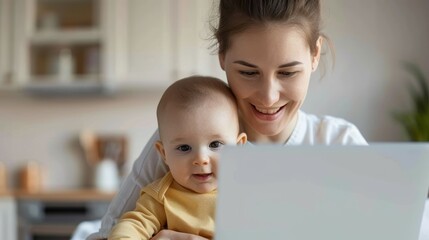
14, 189, 115, 202
31, 29, 101, 45
29, 223, 77, 235
0, 190, 13, 197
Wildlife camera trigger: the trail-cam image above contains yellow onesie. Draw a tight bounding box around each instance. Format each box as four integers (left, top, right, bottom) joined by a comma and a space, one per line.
108, 172, 216, 239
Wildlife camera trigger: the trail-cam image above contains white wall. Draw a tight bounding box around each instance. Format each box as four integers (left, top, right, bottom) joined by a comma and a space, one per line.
1, 0, 429, 189
303, 0, 429, 141
0, 91, 162, 189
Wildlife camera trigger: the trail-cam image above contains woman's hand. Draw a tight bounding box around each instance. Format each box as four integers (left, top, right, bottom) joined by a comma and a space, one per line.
151, 229, 210, 240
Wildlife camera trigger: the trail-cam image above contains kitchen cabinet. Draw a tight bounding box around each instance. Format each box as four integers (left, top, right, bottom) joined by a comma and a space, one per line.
0, 0, 13, 89
0, 195, 17, 240
11, 0, 126, 93
122, 0, 224, 89
173, 0, 224, 81
6, 0, 224, 93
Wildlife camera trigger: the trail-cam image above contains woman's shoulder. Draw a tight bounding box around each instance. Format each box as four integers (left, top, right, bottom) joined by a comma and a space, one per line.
288, 111, 367, 145
304, 112, 356, 128
132, 129, 169, 186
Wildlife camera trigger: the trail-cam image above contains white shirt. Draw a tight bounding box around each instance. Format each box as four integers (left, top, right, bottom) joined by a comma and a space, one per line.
88, 111, 367, 239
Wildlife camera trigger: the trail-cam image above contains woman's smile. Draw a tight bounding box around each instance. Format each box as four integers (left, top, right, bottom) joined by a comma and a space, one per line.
252, 104, 286, 121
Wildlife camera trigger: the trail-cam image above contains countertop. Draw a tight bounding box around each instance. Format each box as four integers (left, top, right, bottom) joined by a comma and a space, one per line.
1, 189, 115, 201
0, 190, 13, 197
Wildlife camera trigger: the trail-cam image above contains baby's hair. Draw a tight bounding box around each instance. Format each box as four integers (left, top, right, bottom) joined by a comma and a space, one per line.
156, 76, 237, 129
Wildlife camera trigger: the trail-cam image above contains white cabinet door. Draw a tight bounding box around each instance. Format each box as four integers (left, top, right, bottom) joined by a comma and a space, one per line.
0, 0, 12, 88
0, 197, 17, 240
124, 0, 224, 89
174, 0, 224, 81
124, 0, 173, 89
10, 0, 127, 93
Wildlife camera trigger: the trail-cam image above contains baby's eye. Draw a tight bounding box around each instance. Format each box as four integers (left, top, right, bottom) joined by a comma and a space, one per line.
209, 141, 224, 150
239, 70, 259, 77
177, 145, 191, 152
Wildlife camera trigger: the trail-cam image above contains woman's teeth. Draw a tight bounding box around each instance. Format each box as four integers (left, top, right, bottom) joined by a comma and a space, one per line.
255, 106, 281, 114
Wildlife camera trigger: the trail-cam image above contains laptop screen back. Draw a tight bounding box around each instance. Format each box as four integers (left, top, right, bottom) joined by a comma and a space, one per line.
215, 144, 429, 240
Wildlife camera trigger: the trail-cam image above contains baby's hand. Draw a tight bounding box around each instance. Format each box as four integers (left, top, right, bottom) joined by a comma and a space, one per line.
151, 229, 210, 240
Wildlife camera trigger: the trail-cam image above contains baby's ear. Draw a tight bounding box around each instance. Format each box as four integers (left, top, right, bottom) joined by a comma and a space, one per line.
236, 132, 247, 145
155, 141, 167, 163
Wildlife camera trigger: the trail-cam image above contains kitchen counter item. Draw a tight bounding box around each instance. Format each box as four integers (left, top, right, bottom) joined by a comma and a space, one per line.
14, 189, 115, 201
79, 130, 128, 168
94, 159, 120, 192
0, 162, 7, 192
80, 130, 99, 166
19, 161, 43, 192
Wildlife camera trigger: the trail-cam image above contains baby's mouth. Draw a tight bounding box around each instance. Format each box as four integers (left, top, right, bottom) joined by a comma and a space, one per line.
193, 173, 213, 181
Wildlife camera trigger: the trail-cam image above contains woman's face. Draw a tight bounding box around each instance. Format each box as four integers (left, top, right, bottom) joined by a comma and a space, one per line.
219, 23, 321, 143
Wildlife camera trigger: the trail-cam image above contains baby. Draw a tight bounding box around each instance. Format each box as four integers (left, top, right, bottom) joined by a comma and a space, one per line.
108, 76, 246, 239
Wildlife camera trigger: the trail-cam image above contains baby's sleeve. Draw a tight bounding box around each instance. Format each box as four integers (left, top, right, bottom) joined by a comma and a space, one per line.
108, 192, 167, 240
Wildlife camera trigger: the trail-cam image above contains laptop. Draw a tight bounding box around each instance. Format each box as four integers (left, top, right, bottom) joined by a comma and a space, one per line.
215, 144, 429, 240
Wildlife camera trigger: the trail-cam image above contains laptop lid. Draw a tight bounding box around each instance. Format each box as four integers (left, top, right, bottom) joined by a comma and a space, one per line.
215, 144, 429, 240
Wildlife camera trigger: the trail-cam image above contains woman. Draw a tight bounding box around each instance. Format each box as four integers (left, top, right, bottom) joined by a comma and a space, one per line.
90, 0, 366, 239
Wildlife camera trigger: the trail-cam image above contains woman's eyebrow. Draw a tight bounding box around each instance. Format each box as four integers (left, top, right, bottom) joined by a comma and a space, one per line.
233, 60, 257, 68
278, 61, 303, 68
233, 60, 303, 68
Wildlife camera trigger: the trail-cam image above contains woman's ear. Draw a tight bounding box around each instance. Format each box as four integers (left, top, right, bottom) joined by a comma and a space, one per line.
311, 36, 323, 72
155, 141, 167, 164
218, 53, 226, 71
236, 132, 247, 145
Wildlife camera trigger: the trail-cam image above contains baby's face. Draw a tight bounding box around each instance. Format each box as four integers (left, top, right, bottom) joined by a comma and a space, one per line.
157, 100, 244, 193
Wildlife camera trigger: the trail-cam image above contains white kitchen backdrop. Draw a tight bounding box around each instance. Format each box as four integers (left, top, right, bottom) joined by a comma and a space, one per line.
1, 0, 429, 189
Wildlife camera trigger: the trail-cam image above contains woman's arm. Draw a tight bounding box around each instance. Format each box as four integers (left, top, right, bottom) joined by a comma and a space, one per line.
89, 130, 169, 239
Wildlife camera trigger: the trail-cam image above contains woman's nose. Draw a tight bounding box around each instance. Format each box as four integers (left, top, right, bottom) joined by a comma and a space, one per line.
258, 75, 280, 107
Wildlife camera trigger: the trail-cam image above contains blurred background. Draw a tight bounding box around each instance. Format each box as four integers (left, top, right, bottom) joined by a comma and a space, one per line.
1, 0, 428, 189
0, 0, 428, 239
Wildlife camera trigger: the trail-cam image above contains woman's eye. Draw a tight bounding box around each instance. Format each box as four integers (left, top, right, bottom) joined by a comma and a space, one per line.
278, 71, 297, 77
177, 145, 191, 152
239, 71, 258, 77
209, 141, 224, 150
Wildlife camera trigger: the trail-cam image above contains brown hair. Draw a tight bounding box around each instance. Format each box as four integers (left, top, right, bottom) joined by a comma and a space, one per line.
211, 0, 331, 58
156, 76, 238, 133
